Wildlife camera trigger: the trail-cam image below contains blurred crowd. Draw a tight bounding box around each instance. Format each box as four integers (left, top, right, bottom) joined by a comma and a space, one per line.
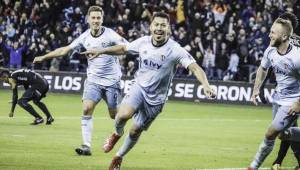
0, 0, 300, 82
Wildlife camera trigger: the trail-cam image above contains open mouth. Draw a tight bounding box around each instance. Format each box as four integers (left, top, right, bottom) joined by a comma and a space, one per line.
154, 30, 164, 35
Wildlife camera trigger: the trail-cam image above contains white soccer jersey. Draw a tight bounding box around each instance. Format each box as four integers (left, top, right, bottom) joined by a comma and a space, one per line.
126, 36, 196, 105
261, 44, 300, 106
69, 27, 128, 86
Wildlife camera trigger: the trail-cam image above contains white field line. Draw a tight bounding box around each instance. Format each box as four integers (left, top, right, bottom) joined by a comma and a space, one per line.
194, 168, 294, 170
0, 116, 266, 122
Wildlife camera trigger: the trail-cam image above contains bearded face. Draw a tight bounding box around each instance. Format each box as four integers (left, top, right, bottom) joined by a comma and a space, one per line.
269, 23, 288, 47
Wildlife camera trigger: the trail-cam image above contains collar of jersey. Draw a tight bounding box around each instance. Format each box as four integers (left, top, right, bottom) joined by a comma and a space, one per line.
90, 27, 105, 38
277, 44, 292, 56
151, 37, 169, 47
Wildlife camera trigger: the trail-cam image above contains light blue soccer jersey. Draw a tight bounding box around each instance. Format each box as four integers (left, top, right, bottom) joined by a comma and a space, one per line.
126, 36, 196, 105
261, 44, 300, 106
69, 27, 128, 86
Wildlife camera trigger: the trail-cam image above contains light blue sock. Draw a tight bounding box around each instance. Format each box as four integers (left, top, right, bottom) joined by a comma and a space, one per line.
115, 118, 126, 136
250, 138, 275, 169
116, 135, 139, 158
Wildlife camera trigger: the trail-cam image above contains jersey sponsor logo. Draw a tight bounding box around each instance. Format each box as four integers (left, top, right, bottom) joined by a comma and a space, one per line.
143, 59, 162, 69
17, 77, 28, 81
274, 67, 289, 76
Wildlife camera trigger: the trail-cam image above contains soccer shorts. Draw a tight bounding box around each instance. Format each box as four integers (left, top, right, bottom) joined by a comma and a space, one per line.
272, 103, 298, 131
82, 80, 121, 109
22, 79, 49, 102
122, 83, 163, 130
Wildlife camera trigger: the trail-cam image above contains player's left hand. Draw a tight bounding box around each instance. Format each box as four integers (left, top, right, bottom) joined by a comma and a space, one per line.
287, 101, 300, 116
251, 90, 260, 106
8, 112, 14, 117
203, 86, 216, 99
33, 56, 45, 63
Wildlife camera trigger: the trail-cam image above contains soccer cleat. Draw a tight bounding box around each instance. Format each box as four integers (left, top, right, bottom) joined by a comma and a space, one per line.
109, 156, 122, 170
103, 133, 121, 153
271, 164, 281, 170
75, 145, 92, 156
246, 167, 256, 170
30, 117, 44, 125
46, 117, 54, 125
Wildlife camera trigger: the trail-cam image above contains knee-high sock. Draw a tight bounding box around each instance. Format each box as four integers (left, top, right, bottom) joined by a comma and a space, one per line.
250, 138, 275, 169
272, 140, 290, 165
116, 134, 139, 158
18, 99, 41, 118
291, 141, 300, 166
34, 101, 51, 118
81, 115, 93, 147
115, 118, 126, 136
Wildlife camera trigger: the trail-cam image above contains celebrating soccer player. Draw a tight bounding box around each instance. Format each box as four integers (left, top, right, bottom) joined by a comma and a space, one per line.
33, 6, 128, 156
81, 12, 216, 170
248, 18, 300, 170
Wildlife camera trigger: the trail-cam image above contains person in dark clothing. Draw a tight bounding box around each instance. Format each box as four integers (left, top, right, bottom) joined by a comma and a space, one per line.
0, 69, 54, 125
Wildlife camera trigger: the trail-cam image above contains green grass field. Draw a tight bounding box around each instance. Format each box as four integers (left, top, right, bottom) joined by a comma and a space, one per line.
0, 90, 297, 170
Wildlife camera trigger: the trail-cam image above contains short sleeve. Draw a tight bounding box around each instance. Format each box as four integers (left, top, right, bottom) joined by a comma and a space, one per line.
126, 37, 144, 55
260, 47, 272, 69
69, 33, 84, 49
176, 46, 196, 68
11, 72, 18, 80
109, 30, 128, 46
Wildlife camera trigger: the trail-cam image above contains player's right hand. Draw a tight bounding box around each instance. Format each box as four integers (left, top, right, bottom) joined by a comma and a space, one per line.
33, 56, 45, 63
8, 112, 14, 117
251, 90, 259, 105
80, 51, 99, 59
203, 86, 216, 99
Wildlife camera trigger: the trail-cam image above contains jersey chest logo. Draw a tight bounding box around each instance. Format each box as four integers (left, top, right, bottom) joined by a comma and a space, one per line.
18, 77, 28, 81
143, 59, 162, 69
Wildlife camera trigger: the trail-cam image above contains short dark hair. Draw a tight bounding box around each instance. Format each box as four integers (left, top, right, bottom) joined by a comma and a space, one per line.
152, 12, 170, 23
279, 12, 299, 30
0, 70, 10, 78
87, 6, 104, 16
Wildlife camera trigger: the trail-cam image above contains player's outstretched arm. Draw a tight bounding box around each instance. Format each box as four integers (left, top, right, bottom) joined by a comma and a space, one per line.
80, 45, 127, 59
33, 46, 72, 63
251, 65, 268, 105
188, 63, 216, 98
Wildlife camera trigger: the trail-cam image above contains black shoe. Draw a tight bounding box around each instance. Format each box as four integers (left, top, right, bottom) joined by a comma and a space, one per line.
75, 145, 92, 156
46, 117, 54, 125
30, 118, 44, 125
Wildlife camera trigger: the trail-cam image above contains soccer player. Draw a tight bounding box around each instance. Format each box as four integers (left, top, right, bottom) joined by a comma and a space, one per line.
248, 18, 300, 170
81, 12, 216, 170
0, 69, 54, 125
33, 6, 128, 156
258, 12, 300, 170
